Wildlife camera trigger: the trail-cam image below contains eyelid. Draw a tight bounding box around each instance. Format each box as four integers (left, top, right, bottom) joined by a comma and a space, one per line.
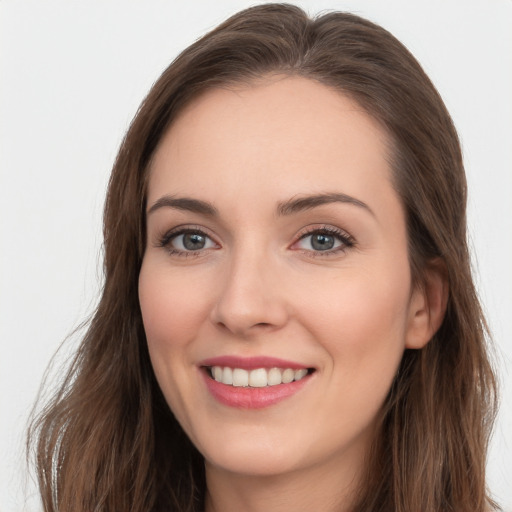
290, 224, 356, 255
154, 223, 355, 257
156, 224, 221, 255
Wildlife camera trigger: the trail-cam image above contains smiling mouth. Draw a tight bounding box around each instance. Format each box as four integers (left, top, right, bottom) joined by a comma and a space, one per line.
206, 366, 315, 387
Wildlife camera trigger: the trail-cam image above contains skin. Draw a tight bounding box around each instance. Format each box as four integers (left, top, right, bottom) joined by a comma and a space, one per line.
139, 76, 444, 512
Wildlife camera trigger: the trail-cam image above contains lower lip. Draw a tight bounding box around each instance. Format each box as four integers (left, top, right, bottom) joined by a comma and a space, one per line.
201, 370, 311, 409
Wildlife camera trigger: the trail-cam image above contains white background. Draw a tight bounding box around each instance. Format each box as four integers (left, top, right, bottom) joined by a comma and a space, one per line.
1, 1, 510, 510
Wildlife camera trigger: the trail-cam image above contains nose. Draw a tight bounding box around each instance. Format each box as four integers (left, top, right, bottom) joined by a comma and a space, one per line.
210, 248, 289, 337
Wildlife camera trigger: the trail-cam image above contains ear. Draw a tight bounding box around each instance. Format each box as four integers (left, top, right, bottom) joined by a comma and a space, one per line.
405, 258, 449, 349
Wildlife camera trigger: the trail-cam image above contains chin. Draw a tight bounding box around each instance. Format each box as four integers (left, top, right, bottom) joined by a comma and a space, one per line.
203, 443, 302, 477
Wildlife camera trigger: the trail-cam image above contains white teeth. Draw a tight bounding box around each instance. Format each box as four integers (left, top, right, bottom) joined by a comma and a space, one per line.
249, 368, 268, 387
213, 366, 223, 382
282, 368, 295, 384
232, 368, 249, 387
267, 367, 282, 386
222, 366, 233, 385
210, 366, 310, 387
294, 368, 308, 380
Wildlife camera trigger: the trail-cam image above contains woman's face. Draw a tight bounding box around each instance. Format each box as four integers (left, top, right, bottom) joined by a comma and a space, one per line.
139, 76, 424, 480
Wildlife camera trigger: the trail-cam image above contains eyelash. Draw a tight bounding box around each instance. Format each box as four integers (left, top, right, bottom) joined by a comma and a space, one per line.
293, 225, 355, 257
156, 225, 355, 258
157, 226, 219, 258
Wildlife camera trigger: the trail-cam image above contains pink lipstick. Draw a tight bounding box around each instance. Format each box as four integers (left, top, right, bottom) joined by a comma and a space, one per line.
200, 355, 309, 370
199, 356, 314, 409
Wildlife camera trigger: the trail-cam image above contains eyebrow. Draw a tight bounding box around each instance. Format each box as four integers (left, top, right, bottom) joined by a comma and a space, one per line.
277, 193, 374, 217
147, 196, 218, 216
147, 192, 374, 218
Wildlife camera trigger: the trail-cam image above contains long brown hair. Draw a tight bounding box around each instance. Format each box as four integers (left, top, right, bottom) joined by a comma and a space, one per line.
28, 4, 499, 511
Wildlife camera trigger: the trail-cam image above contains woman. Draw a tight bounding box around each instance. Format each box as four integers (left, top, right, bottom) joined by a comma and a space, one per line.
28, 4, 499, 511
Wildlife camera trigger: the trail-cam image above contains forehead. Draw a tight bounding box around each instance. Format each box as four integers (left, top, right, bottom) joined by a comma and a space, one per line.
148, 76, 396, 216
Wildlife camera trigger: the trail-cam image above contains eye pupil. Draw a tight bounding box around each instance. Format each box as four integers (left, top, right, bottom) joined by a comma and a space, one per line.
183, 233, 206, 250
311, 233, 335, 251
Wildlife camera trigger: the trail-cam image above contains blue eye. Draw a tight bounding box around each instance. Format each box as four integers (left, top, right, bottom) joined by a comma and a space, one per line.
294, 228, 354, 253
306, 233, 337, 251
160, 229, 217, 254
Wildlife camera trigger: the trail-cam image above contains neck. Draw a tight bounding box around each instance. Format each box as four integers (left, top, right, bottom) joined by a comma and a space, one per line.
204, 452, 363, 512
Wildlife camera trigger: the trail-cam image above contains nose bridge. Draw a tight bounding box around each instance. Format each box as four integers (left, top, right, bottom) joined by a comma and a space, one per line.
211, 239, 287, 335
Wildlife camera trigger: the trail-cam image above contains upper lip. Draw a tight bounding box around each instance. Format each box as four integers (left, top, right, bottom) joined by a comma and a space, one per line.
199, 355, 312, 370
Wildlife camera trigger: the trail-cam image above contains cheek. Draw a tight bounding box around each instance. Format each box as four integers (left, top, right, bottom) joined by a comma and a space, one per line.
301, 265, 411, 385
138, 261, 213, 425
138, 262, 210, 350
